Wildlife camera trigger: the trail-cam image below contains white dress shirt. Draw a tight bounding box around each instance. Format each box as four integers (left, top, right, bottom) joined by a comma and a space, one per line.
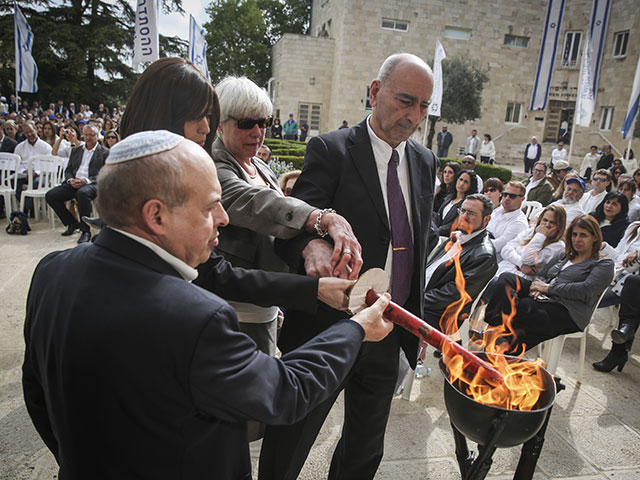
486, 206, 529, 262
366, 115, 413, 279
549, 199, 586, 226
497, 227, 565, 280
579, 189, 606, 214
629, 195, 640, 222
14, 138, 52, 175
551, 148, 567, 167
526, 144, 539, 160
73, 143, 98, 183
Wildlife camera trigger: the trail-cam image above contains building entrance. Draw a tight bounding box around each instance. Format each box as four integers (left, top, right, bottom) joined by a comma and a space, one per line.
544, 100, 574, 144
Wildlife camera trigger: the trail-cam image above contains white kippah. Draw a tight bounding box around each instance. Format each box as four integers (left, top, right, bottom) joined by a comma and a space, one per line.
105, 130, 183, 165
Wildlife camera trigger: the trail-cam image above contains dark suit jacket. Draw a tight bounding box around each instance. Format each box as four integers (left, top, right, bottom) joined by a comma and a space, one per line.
523, 143, 541, 163
434, 194, 464, 236
276, 119, 438, 367
424, 230, 497, 326
0, 134, 17, 153
64, 144, 109, 182
23, 228, 365, 479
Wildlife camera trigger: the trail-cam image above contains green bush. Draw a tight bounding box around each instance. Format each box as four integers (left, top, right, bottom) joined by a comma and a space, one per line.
273, 155, 305, 170
441, 158, 512, 184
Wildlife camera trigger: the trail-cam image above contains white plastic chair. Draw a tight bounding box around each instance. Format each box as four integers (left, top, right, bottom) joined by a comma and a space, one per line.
0, 153, 20, 223
19, 155, 63, 226
522, 200, 543, 220
539, 288, 608, 385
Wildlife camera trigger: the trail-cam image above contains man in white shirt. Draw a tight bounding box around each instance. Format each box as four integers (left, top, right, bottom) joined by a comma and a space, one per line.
523, 136, 542, 174
549, 177, 587, 227
486, 181, 528, 262
14, 121, 52, 212
579, 169, 611, 214
551, 141, 567, 169
465, 129, 480, 158
45, 124, 109, 243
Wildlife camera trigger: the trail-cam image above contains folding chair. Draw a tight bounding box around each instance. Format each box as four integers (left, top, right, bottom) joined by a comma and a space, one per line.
19, 155, 63, 227
0, 153, 20, 223
522, 200, 542, 220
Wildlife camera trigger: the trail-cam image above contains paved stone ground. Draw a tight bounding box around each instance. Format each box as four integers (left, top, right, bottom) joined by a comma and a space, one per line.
2, 221, 639, 480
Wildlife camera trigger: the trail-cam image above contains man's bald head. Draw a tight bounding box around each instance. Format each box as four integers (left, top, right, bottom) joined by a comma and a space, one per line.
376, 53, 433, 85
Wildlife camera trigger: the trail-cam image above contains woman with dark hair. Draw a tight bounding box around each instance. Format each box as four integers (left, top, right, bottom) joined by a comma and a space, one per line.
484, 215, 614, 353
433, 169, 478, 236
621, 148, 637, 173
482, 177, 504, 210
433, 162, 461, 212
102, 129, 120, 149
610, 165, 626, 188
119, 57, 220, 155
590, 191, 629, 247
617, 176, 640, 221
41, 120, 59, 147
270, 118, 283, 139
479, 133, 495, 164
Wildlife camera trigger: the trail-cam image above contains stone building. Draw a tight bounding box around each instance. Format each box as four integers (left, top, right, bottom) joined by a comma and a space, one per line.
270, 0, 639, 168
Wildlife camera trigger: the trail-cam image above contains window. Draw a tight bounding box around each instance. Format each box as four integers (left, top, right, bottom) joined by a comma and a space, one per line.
613, 31, 629, 57
562, 31, 582, 67
504, 34, 529, 47
505, 102, 523, 124
365, 86, 372, 110
600, 107, 614, 130
298, 103, 321, 132
443, 26, 471, 40
381, 18, 408, 32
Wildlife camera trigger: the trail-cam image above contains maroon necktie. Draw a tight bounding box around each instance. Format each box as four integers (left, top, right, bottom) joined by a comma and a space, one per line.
387, 149, 414, 305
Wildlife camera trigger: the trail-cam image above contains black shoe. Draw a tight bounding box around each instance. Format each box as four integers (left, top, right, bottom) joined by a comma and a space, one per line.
593, 350, 628, 373
77, 232, 91, 244
81, 216, 105, 229
611, 323, 634, 344
61, 224, 78, 236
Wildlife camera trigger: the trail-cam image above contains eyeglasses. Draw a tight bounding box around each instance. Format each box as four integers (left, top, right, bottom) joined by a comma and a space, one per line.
461, 160, 474, 164
501, 192, 524, 199
533, 168, 546, 173
457, 207, 480, 218
232, 117, 271, 130
483, 187, 499, 193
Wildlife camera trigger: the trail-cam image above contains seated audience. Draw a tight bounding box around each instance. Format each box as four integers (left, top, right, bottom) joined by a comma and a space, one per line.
579, 168, 611, 214
102, 129, 120, 149
486, 181, 528, 263
546, 177, 587, 227
524, 161, 554, 206
484, 215, 614, 353
434, 169, 478, 237
278, 170, 301, 197
424, 194, 497, 329
41, 120, 59, 147
589, 191, 629, 247
0, 119, 18, 153
611, 165, 625, 189
481, 177, 503, 210
460, 155, 484, 191
14, 120, 52, 213
617, 176, 640, 222
434, 162, 461, 212
497, 204, 566, 280
45, 124, 109, 244
546, 159, 571, 190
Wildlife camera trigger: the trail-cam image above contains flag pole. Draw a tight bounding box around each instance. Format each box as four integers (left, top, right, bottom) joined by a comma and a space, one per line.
567, 121, 577, 169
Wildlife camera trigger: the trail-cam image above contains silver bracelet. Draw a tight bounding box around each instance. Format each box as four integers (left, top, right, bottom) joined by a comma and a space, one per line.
314, 208, 336, 237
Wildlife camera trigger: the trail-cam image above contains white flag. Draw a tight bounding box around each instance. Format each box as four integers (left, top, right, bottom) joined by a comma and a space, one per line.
188, 15, 210, 80
133, 0, 159, 70
574, 33, 594, 127
622, 56, 640, 139
14, 2, 38, 93
529, 0, 565, 110
428, 40, 446, 117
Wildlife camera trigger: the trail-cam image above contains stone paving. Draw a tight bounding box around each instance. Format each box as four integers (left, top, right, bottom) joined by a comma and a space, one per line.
1, 222, 639, 480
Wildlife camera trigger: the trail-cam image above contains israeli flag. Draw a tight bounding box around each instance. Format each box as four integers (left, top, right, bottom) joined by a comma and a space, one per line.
189, 15, 210, 80
622, 57, 640, 139
428, 40, 446, 117
586, 0, 611, 100
574, 33, 594, 127
14, 2, 38, 93
529, 0, 565, 110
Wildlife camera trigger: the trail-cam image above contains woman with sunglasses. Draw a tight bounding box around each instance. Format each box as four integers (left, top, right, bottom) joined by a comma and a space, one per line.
482, 177, 503, 210
433, 169, 478, 236
433, 162, 461, 212
610, 165, 626, 189
102, 129, 120, 148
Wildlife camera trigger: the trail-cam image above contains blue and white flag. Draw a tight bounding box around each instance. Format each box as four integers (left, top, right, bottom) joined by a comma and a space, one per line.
133, 0, 159, 70
428, 40, 446, 117
622, 56, 640, 139
189, 15, 209, 80
14, 2, 38, 93
586, 0, 611, 102
574, 33, 594, 127
529, 0, 565, 110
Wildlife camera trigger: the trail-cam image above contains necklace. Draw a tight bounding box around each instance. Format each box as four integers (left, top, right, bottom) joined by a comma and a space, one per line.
242, 162, 258, 179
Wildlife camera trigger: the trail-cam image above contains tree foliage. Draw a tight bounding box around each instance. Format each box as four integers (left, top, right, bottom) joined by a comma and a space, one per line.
0, 0, 185, 107
204, 0, 311, 87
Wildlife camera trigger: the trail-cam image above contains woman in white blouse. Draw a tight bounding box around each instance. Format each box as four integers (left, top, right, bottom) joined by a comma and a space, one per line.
479, 133, 496, 164
497, 204, 566, 280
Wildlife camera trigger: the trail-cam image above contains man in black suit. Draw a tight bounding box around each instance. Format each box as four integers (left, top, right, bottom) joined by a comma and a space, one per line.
523, 136, 542, 174
260, 53, 438, 480
45, 124, 109, 243
23, 131, 393, 480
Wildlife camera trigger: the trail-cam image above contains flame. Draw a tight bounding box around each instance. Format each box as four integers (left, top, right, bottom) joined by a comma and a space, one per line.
438, 221, 548, 411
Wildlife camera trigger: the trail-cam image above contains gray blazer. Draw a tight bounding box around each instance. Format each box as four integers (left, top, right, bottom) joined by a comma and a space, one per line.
213, 138, 314, 272
540, 253, 614, 330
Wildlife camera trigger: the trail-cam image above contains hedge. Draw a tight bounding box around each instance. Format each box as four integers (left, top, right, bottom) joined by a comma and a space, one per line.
272, 155, 305, 170
440, 158, 512, 184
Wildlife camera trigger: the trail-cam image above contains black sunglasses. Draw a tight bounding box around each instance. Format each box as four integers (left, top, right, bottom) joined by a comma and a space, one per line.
233, 117, 271, 130
105, 135, 117, 140
501, 192, 524, 199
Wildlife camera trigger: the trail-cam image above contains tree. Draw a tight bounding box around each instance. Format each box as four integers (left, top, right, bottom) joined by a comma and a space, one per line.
0, 0, 185, 108
204, 0, 311, 87
426, 56, 489, 150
